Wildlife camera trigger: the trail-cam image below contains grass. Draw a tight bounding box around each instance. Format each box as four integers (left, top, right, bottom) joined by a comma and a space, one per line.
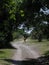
13, 38, 49, 55
0, 38, 48, 65
27, 39, 49, 55
0, 49, 14, 65
28, 39, 49, 44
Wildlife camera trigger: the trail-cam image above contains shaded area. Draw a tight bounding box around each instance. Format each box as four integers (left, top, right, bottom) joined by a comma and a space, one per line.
44, 51, 49, 56
38, 51, 49, 65
0, 41, 16, 49
0, 42, 49, 65
2, 58, 42, 65
2, 54, 49, 65
0, 51, 4, 54
0, 51, 49, 65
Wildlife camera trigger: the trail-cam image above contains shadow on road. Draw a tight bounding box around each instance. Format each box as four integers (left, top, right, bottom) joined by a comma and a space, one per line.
2, 58, 41, 65
0, 51, 49, 65
2, 55, 49, 65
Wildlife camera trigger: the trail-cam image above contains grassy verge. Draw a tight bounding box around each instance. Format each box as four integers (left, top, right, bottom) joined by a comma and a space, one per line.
0, 49, 14, 65
28, 39, 49, 55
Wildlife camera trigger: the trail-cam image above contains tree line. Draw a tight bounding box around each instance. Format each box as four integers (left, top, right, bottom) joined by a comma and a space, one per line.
0, 0, 49, 48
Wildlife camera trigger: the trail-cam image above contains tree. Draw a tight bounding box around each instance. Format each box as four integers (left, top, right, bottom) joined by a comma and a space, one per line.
0, 0, 49, 48
0, 0, 16, 48
16, 0, 49, 42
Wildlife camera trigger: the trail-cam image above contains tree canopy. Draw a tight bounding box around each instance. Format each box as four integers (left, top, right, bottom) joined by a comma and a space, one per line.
0, 0, 49, 48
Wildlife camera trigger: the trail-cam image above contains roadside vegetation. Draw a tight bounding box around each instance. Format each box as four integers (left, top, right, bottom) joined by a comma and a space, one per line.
0, 49, 15, 65
27, 39, 49, 55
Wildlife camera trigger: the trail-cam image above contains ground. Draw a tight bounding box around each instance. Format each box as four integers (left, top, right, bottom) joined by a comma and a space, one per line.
0, 39, 49, 65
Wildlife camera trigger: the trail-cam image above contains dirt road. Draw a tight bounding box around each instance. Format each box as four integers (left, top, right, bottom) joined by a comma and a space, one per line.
10, 41, 41, 65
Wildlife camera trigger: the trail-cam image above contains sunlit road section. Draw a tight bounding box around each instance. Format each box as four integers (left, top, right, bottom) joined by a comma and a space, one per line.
11, 42, 40, 61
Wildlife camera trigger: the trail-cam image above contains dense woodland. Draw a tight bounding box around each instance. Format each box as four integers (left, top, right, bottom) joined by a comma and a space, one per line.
0, 0, 49, 48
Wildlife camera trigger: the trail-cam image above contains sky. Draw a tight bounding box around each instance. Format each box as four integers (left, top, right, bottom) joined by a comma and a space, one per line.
18, 7, 49, 34
24, 27, 34, 34
18, 24, 34, 34
40, 7, 49, 15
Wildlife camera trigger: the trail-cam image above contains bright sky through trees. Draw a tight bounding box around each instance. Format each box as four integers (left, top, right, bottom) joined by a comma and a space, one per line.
40, 7, 49, 15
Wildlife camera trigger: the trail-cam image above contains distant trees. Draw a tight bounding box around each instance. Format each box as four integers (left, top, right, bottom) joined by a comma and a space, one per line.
20, 0, 49, 42
0, 0, 16, 48
0, 0, 49, 48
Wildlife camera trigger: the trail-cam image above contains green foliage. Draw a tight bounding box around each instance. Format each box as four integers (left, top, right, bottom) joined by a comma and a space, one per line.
0, 0, 16, 48
0, 49, 14, 65
0, 0, 49, 48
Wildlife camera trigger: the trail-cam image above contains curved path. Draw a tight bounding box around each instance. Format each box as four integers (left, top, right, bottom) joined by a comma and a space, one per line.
11, 41, 41, 65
